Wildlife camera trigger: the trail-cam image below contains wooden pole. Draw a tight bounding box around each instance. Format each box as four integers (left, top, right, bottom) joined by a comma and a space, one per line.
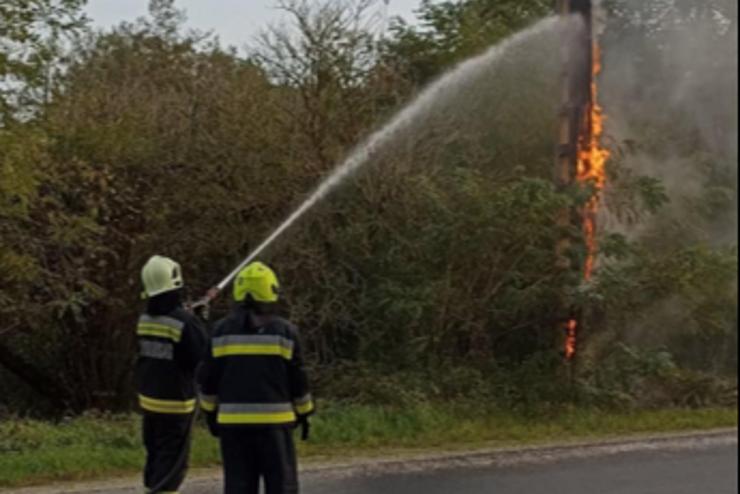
554, 0, 592, 366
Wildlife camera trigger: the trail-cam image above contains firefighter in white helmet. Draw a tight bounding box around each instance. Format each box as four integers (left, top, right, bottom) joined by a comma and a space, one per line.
136, 255, 207, 493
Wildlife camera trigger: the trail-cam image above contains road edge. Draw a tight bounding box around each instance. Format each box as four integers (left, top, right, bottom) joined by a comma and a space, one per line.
299, 427, 738, 480
3, 427, 737, 493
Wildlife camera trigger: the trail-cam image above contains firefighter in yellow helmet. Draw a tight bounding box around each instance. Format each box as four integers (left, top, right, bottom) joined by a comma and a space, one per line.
197, 262, 314, 494
136, 255, 208, 493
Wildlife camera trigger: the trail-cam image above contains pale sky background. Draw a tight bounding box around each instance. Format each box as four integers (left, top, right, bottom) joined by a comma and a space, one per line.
85, 0, 425, 52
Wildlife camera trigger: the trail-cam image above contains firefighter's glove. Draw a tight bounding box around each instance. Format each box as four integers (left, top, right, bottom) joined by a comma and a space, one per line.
296, 415, 310, 441
193, 301, 210, 322
206, 412, 220, 438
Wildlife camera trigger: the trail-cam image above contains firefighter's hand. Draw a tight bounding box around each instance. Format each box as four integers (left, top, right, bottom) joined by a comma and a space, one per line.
206, 412, 220, 437
193, 301, 210, 321
296, 415, 310, 441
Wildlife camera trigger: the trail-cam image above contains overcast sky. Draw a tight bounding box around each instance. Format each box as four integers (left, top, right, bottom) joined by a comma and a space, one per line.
85, 0, 424, 51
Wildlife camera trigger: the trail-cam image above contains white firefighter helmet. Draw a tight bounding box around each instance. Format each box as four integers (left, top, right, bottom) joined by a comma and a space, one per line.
141, 255, 184, 297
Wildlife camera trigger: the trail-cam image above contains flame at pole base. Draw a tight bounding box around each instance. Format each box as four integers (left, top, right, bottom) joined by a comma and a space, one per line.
565, 318, 577, 360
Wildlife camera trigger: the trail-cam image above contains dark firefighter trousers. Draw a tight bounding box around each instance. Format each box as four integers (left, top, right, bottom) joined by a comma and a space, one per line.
142, 413, 192, 493
220, 426, 299, 494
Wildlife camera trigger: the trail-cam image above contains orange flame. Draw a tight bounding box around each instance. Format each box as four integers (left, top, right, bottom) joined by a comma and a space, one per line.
566, 43, 609, 361
577, 43, 610, 282
565, 318, 577, 360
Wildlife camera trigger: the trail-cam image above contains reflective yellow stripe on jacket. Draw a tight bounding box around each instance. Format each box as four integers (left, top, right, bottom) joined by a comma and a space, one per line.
217, 403, 296, 425
139, 394, 195, 414
137, 315, 184, 342
211, 335, 294, 360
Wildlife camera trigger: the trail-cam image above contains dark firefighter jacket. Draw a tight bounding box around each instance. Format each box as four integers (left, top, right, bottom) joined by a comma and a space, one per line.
196, 305, 314, 426
136, 307, 208, 414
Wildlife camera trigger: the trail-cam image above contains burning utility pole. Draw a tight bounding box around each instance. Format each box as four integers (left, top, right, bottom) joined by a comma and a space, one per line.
554, 0, 609, 361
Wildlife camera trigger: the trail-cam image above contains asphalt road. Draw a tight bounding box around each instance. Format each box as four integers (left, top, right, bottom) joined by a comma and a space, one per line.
5, 431, 736, 494
303, 443, 737, 494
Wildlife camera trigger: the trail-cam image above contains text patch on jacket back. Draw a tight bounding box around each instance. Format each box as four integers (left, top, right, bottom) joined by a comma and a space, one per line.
139, 340, 174, 360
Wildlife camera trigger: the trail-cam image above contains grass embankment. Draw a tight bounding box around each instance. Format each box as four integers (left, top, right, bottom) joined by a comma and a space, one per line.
0, 404, 736, 488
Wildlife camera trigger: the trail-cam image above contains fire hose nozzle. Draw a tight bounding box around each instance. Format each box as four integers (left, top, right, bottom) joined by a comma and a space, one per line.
188, 286, 220, 311
187, 287, 219, 322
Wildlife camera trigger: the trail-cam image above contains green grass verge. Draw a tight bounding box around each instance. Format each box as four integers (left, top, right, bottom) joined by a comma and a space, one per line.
0, 404, 736, 487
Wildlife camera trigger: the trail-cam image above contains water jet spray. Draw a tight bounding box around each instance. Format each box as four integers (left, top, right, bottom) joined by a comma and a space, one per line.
190, 16, 571, 310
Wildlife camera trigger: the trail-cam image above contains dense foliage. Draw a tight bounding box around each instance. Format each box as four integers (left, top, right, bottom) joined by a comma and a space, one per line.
0, 0, 736, 414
